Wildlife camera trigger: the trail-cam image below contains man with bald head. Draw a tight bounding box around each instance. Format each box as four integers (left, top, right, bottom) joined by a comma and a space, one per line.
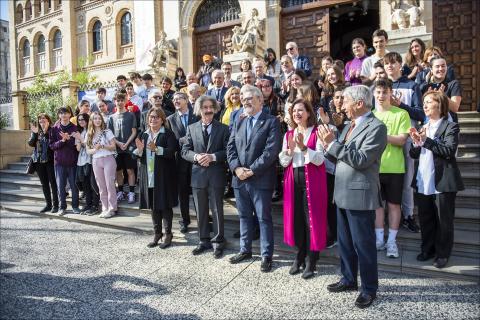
285, 41, 312, 77
181, 72, 207, 95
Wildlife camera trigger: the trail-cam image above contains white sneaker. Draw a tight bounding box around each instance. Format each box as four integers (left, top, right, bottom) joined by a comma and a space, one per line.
386, 241, 399, 258
376, 240, 386, 251
116, 191, 125, 201
98, 211, 108, 218
57, 209, 66, 216
103, 210, 116, 219
127, 192, 135, 204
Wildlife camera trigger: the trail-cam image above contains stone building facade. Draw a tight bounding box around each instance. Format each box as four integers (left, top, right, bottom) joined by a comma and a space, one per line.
0, 19, 11, 98
7, 0, 479, 128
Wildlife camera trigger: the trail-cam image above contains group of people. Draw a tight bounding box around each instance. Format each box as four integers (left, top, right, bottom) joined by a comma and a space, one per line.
28, 28, 464, 309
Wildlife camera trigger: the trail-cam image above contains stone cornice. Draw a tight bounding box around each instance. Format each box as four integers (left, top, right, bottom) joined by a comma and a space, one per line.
75, 0, 111, 12
82, 58, 134, 72
18, 70, 63, 83
16, 10, 63, 31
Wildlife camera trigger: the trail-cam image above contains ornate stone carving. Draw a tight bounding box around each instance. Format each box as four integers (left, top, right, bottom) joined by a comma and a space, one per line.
389, 0, 424, 30
149, 31, 177, 78
231, 8, 265, 54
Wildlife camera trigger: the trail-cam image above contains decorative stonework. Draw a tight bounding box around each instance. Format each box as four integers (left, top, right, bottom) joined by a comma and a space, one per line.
231, 8, 265, 55
388, 0, 424, 30
16, 10, 62, 30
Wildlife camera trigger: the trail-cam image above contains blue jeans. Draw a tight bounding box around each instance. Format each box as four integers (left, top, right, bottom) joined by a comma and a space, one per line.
337, 208, 378, 296
55, 165, 79, 210
234, 184, 274, 258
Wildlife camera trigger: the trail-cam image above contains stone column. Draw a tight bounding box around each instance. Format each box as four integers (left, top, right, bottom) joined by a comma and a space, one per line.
265, 1, 281, 56
11, 90, 28, 130
179, 26, 194, 74
61, 0, 77, 76
61, 81, 79, 107
133, 1, 161, 73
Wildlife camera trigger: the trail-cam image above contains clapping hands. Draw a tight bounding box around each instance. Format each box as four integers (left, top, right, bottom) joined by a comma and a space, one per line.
135, 137, 144, 153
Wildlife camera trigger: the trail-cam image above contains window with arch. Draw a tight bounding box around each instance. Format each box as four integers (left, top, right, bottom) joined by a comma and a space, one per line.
22, 40, 31, 76
16, 4, 24, 24
25, 1, 33, 21
52, 30, 63, 70
34, 0, 42, 17
37, 35, 46, 71
120, 12, 132, 45
92, 20, 102, 52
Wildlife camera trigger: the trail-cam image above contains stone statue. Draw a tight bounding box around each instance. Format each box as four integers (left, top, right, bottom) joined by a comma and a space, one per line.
231, 8, 264, 53
389, 0, 424, 30
149, 31, 173, 70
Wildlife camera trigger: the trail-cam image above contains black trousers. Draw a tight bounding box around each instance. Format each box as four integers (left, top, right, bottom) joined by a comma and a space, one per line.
148, 188, 173, 236
76, 165, 99, 209
416, 192, 456, 259
293, 167, 318, 263
35, 161, 58, 208
326, 173, 337, 244
177, 168, 191, 225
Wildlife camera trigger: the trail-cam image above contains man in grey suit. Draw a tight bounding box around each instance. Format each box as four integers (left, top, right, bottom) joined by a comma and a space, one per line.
167, 92, 200, 233
318, 85, 387, 309
227, 84, 282, 272
181, 95, 230, 259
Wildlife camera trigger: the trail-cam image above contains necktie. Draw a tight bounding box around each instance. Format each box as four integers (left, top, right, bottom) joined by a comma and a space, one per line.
246, 117, 254, 142
216, 89, 221, 101
203, 123, 210, 147
344, 120, 356, 142
182, 114, 188, 128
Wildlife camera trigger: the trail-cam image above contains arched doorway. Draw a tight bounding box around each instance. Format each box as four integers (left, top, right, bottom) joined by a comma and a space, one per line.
193, 0, 241, 72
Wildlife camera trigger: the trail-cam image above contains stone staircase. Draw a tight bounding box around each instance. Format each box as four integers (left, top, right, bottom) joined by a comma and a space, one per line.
1, 112, 479, 282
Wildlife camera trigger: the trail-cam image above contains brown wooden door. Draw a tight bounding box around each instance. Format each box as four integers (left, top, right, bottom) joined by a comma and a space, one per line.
194, 25, 239, 72
433, 0, 480, 111
281, 6, 330, 78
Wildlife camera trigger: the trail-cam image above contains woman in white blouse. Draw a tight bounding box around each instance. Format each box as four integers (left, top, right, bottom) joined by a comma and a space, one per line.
279, 98, 328, 279
409, 91, 464, 269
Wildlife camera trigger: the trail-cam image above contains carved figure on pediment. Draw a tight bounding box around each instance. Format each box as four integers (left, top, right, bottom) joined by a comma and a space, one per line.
149, 31, 173, 70
389, 0, 424, 30
231, 8, 264, 53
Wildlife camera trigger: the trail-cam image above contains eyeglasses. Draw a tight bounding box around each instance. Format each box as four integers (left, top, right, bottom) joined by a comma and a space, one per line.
149, 115, 160, 120
286, 47, 295, 51
153, 96, 162, 100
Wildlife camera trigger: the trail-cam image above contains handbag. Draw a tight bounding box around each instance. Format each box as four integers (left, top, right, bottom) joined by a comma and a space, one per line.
25, 157, 36, 175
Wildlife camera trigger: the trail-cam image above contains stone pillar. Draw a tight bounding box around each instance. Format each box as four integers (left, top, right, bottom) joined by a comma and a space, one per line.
265, 1, 281, 56
61, 81, 79, 107
8, 2, 19, 92
61, 0, 77, 76
179, 26, 194, 74
11, 90, 28, 130
133, 1, 161, 74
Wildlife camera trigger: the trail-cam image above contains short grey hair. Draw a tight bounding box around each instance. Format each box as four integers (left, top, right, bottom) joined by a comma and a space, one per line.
187, 83, 200, 93
148, 88, 162, 100
212, 69, 224, 78
286, 41, 298, 49
240, 84, 263, 100
342, 85, 372, 109
173, 91, 188, 100
194, 95, 220, 117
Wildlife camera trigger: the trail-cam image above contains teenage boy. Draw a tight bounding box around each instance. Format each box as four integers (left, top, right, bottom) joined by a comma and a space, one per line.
49, 107, 80, 216
160, 76, 176, 114
372, 79, 411, 258
361, 29, 389, 85
130, 72, 147, 102
384, 52, 424, 233
117, 75, 128, 90
91, 87, 114, 113
108, 93, 138, 204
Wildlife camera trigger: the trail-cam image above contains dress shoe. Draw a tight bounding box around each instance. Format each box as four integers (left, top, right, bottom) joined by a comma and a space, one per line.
416, 252, 435, 261
302, 261, 316, 280
433, 257, 448, 269
51, 207, 59, 214
327, 281, 358, 293
192, 244, 212, 255
289, 259, 303, 275
229, 252, 252, 264
355, 292, 376, 309
260, 257, 272, 272
147, 234, 162, 248
159, 233, 173, 249
213, 248, 223, 259
40, 205, 52, 213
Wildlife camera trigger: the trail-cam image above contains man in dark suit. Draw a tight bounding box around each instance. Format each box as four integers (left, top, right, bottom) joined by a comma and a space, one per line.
227, 84, 282, 272
285, 41, 312, 77
253, 59, 275, 87
182, 95, 230, 258
167, 92, 200, 233
318, 85, 387, 309
206, 70, 228, 119
221, 62, 242, 88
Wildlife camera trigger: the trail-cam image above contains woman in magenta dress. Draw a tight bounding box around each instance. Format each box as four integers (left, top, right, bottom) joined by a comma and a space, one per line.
279, 98, 328, 279
344, 38, 367, 86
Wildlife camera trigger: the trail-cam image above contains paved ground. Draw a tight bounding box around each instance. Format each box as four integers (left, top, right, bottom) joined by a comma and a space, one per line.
1, 210, 479, 320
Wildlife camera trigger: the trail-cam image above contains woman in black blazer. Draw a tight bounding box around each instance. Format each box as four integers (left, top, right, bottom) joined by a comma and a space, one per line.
409, 91, 464, 269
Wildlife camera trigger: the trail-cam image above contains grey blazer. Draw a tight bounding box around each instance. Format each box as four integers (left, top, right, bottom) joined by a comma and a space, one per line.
326, 112, 387, 211
181, 120, 230, 189
227, 111, 282, 189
